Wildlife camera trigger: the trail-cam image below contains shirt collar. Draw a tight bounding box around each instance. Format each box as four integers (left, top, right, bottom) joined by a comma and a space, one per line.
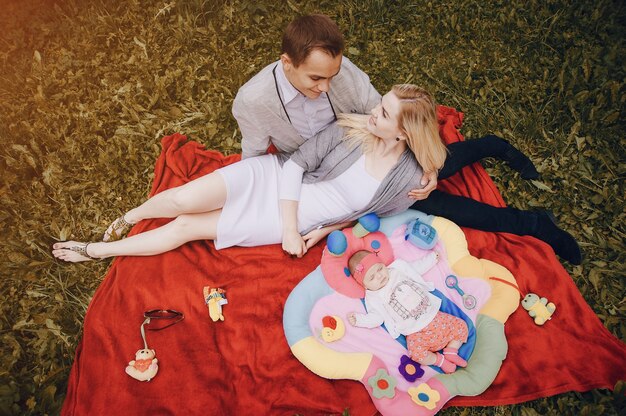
275, 62, 301, 105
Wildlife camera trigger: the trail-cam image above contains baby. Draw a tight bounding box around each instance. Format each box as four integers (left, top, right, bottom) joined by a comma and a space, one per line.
347, 250, 468, 373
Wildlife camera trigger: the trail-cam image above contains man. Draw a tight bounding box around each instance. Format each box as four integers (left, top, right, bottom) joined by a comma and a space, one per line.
235, 16, 371, 153
231, 14, 581, 264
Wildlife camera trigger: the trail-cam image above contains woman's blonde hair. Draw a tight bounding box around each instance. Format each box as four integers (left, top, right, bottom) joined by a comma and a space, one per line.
337, 84, 447, 174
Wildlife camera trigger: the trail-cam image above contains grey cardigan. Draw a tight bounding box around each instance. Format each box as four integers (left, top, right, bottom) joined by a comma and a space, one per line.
233, 56, 381, 159
289, 123, 424, 234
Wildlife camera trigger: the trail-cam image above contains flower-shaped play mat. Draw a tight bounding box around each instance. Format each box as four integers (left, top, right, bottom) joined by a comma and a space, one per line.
284, 210, 519, 415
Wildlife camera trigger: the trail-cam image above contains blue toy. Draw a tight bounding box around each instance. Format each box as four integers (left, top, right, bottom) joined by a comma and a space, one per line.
445, 275, 477, 310
352, 213, 380, 238
404, 218, 437, 250
327, 230, 348, 256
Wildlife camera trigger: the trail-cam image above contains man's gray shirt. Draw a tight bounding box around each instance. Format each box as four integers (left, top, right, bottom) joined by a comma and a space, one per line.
232, 56, 381, 159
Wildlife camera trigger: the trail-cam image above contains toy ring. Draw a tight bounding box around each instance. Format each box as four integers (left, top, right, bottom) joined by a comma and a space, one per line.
445, 275, 477, 310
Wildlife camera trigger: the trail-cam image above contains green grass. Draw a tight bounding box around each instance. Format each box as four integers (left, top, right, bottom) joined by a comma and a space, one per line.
0, 0, 624, 414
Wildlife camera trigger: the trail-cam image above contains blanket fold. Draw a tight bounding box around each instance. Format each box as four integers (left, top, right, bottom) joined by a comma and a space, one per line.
62, 106, 625, 415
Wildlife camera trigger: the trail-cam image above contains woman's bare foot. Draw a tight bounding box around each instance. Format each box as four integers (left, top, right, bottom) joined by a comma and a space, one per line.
52, 241, 98, 262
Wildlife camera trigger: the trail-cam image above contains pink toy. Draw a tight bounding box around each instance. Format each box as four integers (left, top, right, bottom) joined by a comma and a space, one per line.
321, 229, 394, 299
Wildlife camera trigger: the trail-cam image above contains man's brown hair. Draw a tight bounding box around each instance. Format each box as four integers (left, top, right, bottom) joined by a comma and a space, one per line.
281, 14, 345, 67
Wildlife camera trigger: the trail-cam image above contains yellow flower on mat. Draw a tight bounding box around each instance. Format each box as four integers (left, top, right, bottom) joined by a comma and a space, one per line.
408, 383, 440, 410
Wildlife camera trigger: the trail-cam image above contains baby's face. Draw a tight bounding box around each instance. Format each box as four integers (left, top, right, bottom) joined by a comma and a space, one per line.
363, 263, 389, 291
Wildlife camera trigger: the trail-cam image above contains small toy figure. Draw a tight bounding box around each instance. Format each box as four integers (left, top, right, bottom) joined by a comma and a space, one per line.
125, 348, 159, 381
320, 315, 346, 342
204, 287, 228, 322
405, 218, 437, 250
521, 293, 556, 325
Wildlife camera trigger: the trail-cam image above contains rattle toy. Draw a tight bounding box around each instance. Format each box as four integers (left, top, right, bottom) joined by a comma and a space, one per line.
445, 275, 477, 310
521, 293, 556, 325
125, 309, 184, 381
204, 287, 228, 322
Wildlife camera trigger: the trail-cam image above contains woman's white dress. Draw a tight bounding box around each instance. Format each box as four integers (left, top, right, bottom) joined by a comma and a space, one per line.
214, 154, 380, 249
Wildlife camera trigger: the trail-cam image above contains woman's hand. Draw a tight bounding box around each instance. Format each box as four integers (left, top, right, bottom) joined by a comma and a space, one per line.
408, 170, 438, 200
282, 229, 308, 258
280, 199, 306, 257
302, 221, 355, 250
302, 228, 329, 249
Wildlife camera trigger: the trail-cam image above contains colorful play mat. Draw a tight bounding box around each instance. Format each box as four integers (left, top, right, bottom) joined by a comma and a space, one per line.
284, 210, 519, 415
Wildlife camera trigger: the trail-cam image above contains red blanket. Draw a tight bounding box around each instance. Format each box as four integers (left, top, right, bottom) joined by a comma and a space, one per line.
62, 107, 625, 415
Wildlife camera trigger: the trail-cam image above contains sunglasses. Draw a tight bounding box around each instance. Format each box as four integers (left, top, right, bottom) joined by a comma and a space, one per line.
143, 309, 185, 331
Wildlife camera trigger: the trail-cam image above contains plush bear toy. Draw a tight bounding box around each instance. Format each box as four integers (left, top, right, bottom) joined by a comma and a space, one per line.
521, 293, 556, 325
125, 348, 159, 381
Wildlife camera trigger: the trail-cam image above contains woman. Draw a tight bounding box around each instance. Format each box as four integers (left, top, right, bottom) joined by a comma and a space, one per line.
53, 84, 580, 263
53, 84, 446, 261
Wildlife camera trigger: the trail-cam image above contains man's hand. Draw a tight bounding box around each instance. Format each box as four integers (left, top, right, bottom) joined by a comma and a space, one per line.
408, 170, 437, 200
282, 230, 307, 258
